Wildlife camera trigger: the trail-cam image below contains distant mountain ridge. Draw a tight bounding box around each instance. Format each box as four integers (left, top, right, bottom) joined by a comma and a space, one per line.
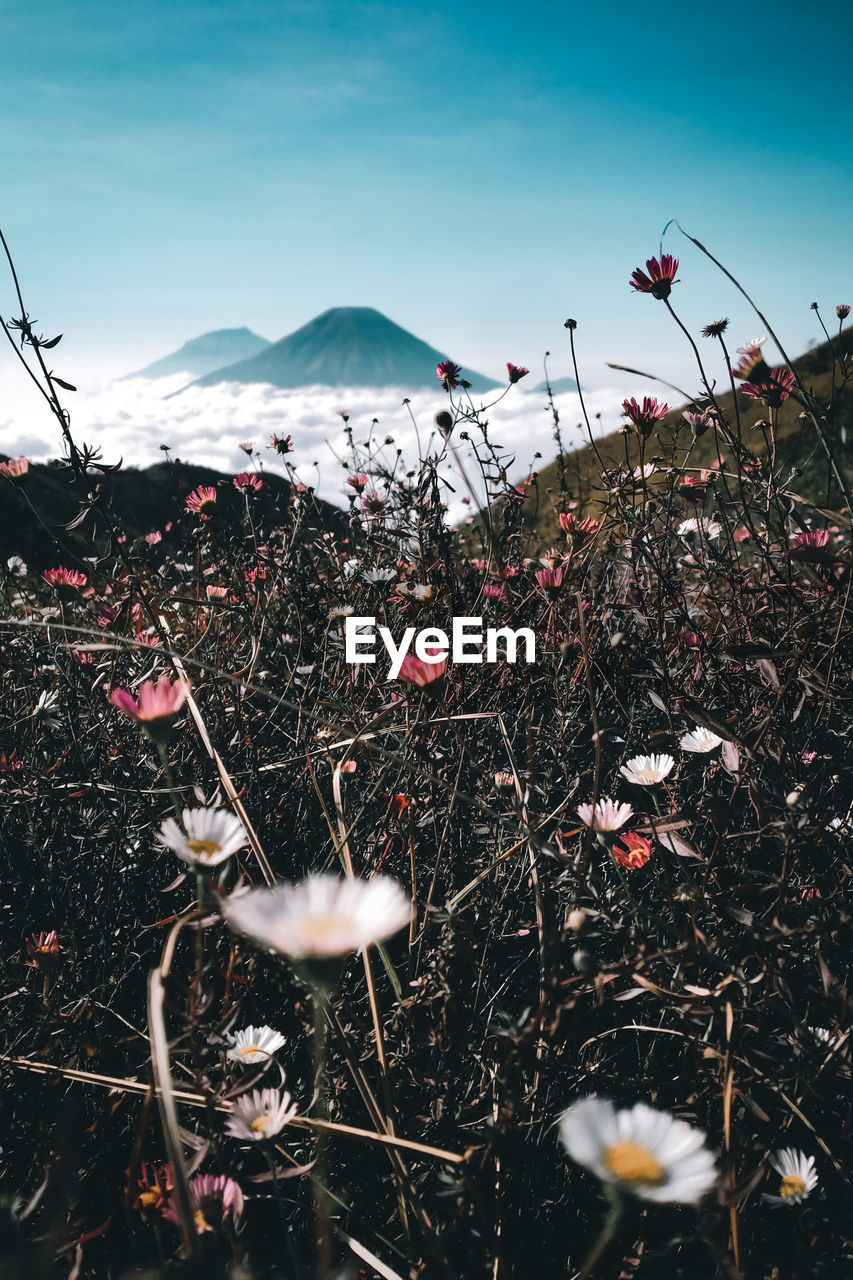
532, 376, 579, 395
177, 307, 501, 393
125, 328, 271, 380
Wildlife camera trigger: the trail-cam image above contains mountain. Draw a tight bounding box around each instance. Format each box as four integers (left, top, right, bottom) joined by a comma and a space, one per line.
125, 328, 271, 380
532, 376, 579, 394
180, 307, 501, 393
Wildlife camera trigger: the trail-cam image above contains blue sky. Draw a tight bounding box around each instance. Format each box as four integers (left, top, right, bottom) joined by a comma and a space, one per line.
0, 0, 850, 393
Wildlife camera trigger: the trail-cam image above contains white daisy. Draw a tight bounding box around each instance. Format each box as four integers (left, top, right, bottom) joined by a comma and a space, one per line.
226, 1025, 287, 1064
619, 754, 675, 786
680, 726, 723, 754
762, 1148, 818, 1206
222, 874, 412, 960
677, 517, 723, 540
363, 567, 396, 584
225, 1087, 298, 1142
559, 1097, 717, 1204
576, 798, 634, 832
157, 807, 249, 868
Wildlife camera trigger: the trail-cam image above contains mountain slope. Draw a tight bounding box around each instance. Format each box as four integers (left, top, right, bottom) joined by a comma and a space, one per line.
125, 328, 271, 380
181, 306, 501, 393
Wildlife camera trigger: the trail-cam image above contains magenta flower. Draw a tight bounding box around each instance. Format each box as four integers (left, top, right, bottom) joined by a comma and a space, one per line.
233, 472, 263, 494
535, 566, 564, 592
269, 433, 293, 455
185, 485, 217, 518
25, 930, 60, 971
42, 567, 87, 589
161, 1174, 244, 1231
795, 530, 829, 548
507, 363, 530, 384
622, 396, 669, 437
629, 254, 679, 300
436, 360, 462, 390
109, 675, 187, 743
741, 368, 795, 407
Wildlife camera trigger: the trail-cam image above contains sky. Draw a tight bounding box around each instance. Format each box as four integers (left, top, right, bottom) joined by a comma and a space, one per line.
0, 0, 850, 480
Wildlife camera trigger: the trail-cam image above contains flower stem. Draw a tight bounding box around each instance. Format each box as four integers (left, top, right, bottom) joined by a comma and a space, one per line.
311, 986, 332, 1280
576, 1187, 624, 1279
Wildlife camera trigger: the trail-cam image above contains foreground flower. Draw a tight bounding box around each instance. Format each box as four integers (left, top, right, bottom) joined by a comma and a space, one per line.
559, 1097, 717, 1203
0, 457, 29, 479
629, 255, 679, 300
436, 359, 462, 389
157, 807, 249, 868
226, 1024, 287, 1064
680, 726, 722, 753
233, 472, 263, 494
613, 833, 653, 870
507, 362, 529, 384
185, 485, 217, 518
226, 1087, 298, 1142
621, 396, 669, 437
741, 368, 796, 407
25, 930, 60, 971
794, 529, 829, 548
222, 874, 411, 961
42, 567, 87, 589
162, 1174, 244, 1232
109, 675, 187, 742
397, 650, 447, 688
269, 432, 293, 455
762, 1148, 818, 1207
619, 754, 675, 786
577, 798, 634, 832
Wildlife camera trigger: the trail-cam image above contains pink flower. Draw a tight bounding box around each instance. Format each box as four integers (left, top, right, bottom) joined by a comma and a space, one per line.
577, 798, 634, 832
269, 433, 293, 455
741, 368, 795, 407
629, 254, 679, 300
43, 567, 87, 589
559, 512, 576, 534
836, 305, 850, 321
795, 530, 829, 548
346, 473, 369, 491
185, 485, 217, 518
436, 360, 462, 390
360, 491, 389, 521
507, 363, 529, 384
682, 409, 715, 438
162, 1174, 243, 1231
577, 516, 601, 538
233, 472, 263, 494
397, 649, 447, 688
613, 832, 653, 870
0, 457, 29, 479
25, 930, 60, 971
482, 583, 505, 601
678, 476, 709, 502
622, 396, 669, 437
109, 675, 186, 742
145, 531, 162, 544
206, 584, 228, 599
535, 566, 564, 592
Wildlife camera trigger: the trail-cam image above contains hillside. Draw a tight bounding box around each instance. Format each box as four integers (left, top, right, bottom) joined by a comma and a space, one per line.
489, 327, 853, 551
181, 306, 501, 393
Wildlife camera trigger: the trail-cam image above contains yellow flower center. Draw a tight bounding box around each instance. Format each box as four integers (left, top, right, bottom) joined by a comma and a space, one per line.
603, 1140, 665, 1186
301, 913, 345, 946
186, 838, 222, 861
236, 1044, 263, 1059
779, 1175, 806, 1199
637, 770, 661, 784
249, 1114, 272, 1135
138, 1188, 161, 1208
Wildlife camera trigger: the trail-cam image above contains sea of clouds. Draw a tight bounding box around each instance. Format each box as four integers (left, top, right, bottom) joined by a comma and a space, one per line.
1, 374, 644, 520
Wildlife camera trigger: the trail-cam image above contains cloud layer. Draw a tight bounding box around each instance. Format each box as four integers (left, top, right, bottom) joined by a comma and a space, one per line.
1, 374, 645, 520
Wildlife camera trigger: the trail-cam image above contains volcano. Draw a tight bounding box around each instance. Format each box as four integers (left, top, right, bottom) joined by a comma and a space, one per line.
179, 307, 501, 393
125, 328, 271, 380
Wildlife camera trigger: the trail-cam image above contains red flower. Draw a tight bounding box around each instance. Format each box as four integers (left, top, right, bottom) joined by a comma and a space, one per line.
621, 396, 669, 437
613, 832, 652, 870
397, 649, 447, 689
795, 530, 828, 548
629, 254, 679, 300
507, 363, 529, 384
535, 567, 564, 592
436, 360, 462, 390
43, 567, 87, 589
185, 485, 217, 518
233, 472, 263, 494
346, 473, 369, 492
269, 433, 293, 455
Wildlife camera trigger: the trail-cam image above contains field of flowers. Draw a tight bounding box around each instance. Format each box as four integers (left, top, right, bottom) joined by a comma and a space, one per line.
1, 236, 851, 1279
